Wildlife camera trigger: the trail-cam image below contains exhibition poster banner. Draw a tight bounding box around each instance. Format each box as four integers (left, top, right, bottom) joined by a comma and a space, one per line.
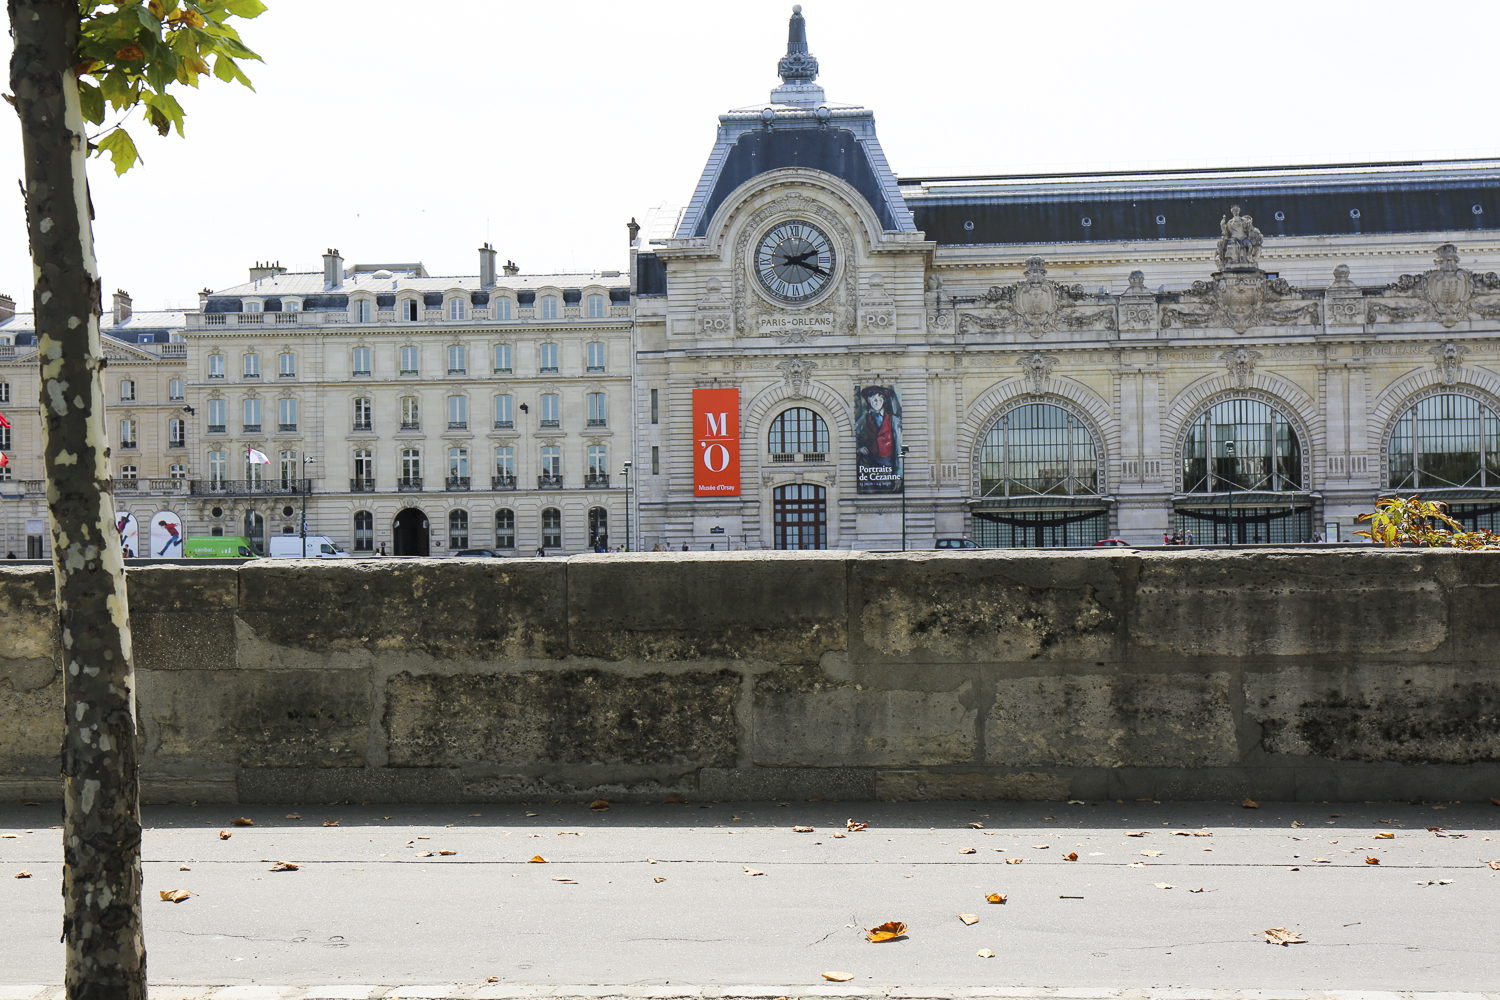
693, 387, 740, 497
855, 384, 903, 494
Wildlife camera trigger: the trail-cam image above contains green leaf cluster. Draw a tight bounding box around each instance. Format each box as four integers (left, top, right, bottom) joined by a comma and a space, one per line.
76, 1, 266, 174
1357, 495, 1500, 550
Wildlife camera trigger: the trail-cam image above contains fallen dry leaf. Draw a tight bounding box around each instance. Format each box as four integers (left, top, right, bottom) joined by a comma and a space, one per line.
1486, 860, 1499, 870
846, 819, 868, 832
654, 876, 666, 883
1375, 832, 1394, 839
529, 855, 548, 863
1031, 844, 1050, 849
985, 892, 1007, 904
1291, 821, 1303, 828
285, 813, 301, 820
957, 913, 978, 925
793, 826, 814, 833
323, 820, 339, 827
1154, 882, 1176, 889
1490, 798, 1500, 807
231, 817, 254, 826
159, 889, 193, 903
1240, 798, 1260, 809
968, 822, 984, 829
1064, 852, 1078, 861
1311, 858, 1331, 863
14, 870, 32, 879
1129, 861, 1146, 868
487, 978, 499, 983
959, 847, 976, 855
439, 850, 456, 856
1193, 831, 1213, 837
1, 834, 16, 839
1140, 850, 1163, 857
217, 831, 231, 840
977, 948, 995, 958
179, 865, 190, 871
1365, 856, 1380, 865
1263, 926, 1306, 946
1189, 887, 1206, 893
1004, 857, 1023, 865
866, 921, 907, 943
268, 861, 299, 872
1126, 831, 1146, 837
589, 799, 611, 811
743, 866, 766, 876
831, 833, 846, 839
821, 973, 854, 982
551, 877, 577, 883
416, 851, 435, 857
808, 795, 826, 802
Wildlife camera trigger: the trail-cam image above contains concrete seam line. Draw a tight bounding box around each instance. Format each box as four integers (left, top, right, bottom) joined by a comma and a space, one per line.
5, 989, 1495, 1000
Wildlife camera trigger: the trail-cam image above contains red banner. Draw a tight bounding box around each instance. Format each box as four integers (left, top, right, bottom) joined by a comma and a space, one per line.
693, 388, 740, 497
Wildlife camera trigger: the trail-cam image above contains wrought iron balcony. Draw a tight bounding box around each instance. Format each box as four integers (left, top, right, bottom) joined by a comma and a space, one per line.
448, 421, 467, 430
119, 441, 137, 450
491, 474, 517, 491
584, 473, 610, 488
586, 418, 607, 428
168, 440, 185, 449
493, 420, 514, 430
350, 478, 376, 492
537, 474, 564, 490
400, 421, 420, 431
540, 419, 560, 428
445, 476, 471, 491
398, 477, 423, 491
353, 423, 372, 432
278, 423, 297, 432
243, 424, 261, 434
207, 424, 226, 434
188, 478, 310, 496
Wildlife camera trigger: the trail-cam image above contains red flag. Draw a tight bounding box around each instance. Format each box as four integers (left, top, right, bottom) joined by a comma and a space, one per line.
0, 453, 8, 468
0, 410, 10, 429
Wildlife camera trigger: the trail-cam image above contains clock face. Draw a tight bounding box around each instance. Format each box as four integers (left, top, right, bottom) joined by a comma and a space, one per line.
754, 221, 836, 303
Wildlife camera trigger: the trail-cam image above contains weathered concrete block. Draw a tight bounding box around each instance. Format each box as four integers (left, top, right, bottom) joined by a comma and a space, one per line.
986, 672, 1238, 767
238, 766, 461, 804
752, 666, 978, 766
236, 560, 568, 661
849, 553, 1124, 664
567, 552, 846, 663
699, 766, 876, 801
127, 565, 239, 611
1132, 551, 1446, 658
131, 612, 237, 671
456, 772, 695, 804
0, 658, 62, 776
384, 669, 740, 767
1246, 664, 1500, 763
139, 668, 370, 767
0, 566, 56, 665
876, 770, 1069, 801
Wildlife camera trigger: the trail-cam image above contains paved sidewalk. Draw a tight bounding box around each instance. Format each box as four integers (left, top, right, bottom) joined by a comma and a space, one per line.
2, 800, 1497, 995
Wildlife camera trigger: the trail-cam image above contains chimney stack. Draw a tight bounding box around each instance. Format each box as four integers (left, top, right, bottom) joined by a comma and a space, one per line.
479, 243, 498, 288
0, 293, 14, 323
198, 287, 212, 310
111, 289, 132, 327
249, 260, 287, 282
323, 248, 344, 288
502, 260, 520, 277
627, 217, 640, 245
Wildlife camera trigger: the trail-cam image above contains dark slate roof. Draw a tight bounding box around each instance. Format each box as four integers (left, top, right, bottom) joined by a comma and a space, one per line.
899, 159, 1500, 246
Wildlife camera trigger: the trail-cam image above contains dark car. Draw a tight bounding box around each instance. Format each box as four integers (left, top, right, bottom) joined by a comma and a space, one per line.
453, 548, 505, 558
1094, 538, 1132, 547
934, 538, 980, 549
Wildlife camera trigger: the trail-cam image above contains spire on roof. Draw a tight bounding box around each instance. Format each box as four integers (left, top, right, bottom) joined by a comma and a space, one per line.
770, 5, 826, 107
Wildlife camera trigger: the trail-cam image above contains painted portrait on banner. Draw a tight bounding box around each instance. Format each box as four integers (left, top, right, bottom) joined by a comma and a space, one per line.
150, 511, 184, 558
854, 384, 903, 495
116, 511, 139, 559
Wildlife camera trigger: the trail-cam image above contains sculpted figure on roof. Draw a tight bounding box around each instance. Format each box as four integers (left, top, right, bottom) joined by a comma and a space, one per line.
1217, 205, 1263, 270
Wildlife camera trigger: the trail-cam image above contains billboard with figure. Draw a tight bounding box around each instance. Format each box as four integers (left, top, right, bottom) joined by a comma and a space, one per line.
855, 384, 903, 494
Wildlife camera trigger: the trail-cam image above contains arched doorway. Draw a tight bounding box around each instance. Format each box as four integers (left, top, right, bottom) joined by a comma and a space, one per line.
588, 507, 609, 550
773, 483, 826, 549
392, 508, 430, 556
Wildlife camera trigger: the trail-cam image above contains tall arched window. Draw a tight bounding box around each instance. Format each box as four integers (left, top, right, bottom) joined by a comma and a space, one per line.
1388, 393, 1500, 489
541, 507, 562, 548
979, 403, 1098, 498
1181, 398, 1301, 493
767, 407, 829, 459
495, 508, 515, 548
353, 510, 374, 551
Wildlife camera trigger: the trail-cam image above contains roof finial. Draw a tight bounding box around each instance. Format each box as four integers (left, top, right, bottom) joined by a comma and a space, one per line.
778, 5, 818, 84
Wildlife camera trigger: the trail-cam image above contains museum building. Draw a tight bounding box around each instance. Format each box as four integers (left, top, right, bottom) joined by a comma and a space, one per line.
629, 7, 1500, 549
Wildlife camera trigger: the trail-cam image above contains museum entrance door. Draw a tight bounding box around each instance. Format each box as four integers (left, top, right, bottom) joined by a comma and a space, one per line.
392, 508, 430, 556
773, 483, 826, 549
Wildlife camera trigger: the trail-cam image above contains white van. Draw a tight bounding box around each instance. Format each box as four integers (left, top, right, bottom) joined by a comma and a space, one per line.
267, 535, 351, 558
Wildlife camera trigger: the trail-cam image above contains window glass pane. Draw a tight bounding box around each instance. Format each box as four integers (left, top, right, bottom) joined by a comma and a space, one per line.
495, 509, 515, 548
494, 343, 512, 372
1180, 398, 1299, 493
980, 403, 1099, 498
495, 395, 513, 426
767, 407, 829, 454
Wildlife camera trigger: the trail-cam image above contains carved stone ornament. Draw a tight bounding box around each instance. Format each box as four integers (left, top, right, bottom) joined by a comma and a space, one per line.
859, 275, 896, 333
1369, 244, 1500, 328
1324, 264, 1366, 326
696, 277, 733, 336
732, 191, 856, 344
1118, 269, 1158, 331
1020, 352, 1058, 394
1430, 341, 1468, 385
924, 273, 951, 331
1216, 205, 1263, 270
776, 357, 819, 397
1220, 346, 1263, 388
1162, 272, 1319, 335
957, 257, 1116, 339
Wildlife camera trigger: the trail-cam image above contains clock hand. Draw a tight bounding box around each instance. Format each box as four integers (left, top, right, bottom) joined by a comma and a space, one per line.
801, 261, 829, 277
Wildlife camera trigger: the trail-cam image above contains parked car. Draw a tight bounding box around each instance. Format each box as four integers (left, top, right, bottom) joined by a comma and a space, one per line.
1094, 538, 1133, 547
267, 535, 351, 558
934, 538, 980, 549
453, 549, 505, 558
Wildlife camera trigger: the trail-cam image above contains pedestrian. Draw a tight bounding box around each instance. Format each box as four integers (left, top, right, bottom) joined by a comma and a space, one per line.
5, 551, 15, 559
1163, 531, 1171, 545
1184, 527, 1193, 545
378, 541, 386, 556
535, 546, 546, 557
681, 542, 689, 551
1312, 532, 1323, 544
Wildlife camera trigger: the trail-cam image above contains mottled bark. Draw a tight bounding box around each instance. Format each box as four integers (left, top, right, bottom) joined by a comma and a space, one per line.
8, 1, 147, 997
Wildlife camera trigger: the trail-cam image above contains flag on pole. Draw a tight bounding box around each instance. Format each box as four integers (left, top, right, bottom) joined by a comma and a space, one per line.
247, 447, 271, 465
0, 452, 8, 468
0, 411, 10, 428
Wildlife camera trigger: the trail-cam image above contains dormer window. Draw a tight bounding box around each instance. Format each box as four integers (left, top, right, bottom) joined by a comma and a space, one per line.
283, 299, 301, 313
405, 299, 418, 322
354, 299, 372, 323
587, 294, 605, 318
541, 296, 559, 320
494, 298, 513, 320
449, 298, 468, 321
244, 301, 263, 314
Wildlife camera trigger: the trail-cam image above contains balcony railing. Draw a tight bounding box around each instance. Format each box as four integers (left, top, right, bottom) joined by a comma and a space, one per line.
448, 421, 467, 430
353, 369, 372, 377
278, 423, 297, 432
584, 473, 611, 489
400, 422, 420, 431
168, 440, 185, 449
445, 476, 471, 491
119, 441, 138, 451
770, 452, 827, 463
398, 477, 423, 491
586, 365, 605, 373
540, 419, 560, 429
493, 420, 514, 430
537, 475, 564, 489
114, 478, 139, 492
350, 478, 376, 492
539, 366, 559, 374
586, 418, 607, 428
448, 369, 466, 376
400, 369, 418, 376
243, 424, 261, 434
353, 423, 372, 432
188, 478, 311, 496
494, 367, 512, 375
491, 474, 517, 491
207, 424, 226, 434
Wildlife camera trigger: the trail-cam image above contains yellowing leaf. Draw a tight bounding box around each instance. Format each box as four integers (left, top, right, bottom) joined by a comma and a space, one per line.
13, 870, 32, 879
793, 826, 814, 833
231, 817, 254, 826
821, 973, 854, 982
268, 861, 298, 872
865, 921, 907, 943
1064, 852, 1079, 861
663, 793, 684, 804
439, 850, 456, 856
1126, 832, 1145, 837
217, 831, 231, 840
323, 820, 339, 827
159, 889, 193, 902
1263, 926, 1306, 946
1240, 798, 1259, 809
957, 913, 978, 925
1375, 832, 1394, 839
1365, 856, 1380, 865
529, 855, 547, 863
985, 892, 1007, 904
589, 799, 611, 811
653, 876, 666, 883
846, 819, 868, 832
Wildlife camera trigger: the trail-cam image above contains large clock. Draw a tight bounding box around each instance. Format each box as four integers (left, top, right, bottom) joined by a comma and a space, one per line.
754, 220, 836, 303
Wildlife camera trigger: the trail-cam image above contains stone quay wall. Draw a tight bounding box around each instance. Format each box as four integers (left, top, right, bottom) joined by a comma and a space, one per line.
2, 550, 1498, 804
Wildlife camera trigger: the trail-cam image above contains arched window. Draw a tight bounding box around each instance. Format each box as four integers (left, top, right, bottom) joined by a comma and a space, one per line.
495, 508, 515, 548
1181, 398, 1301, 493
449, 509, 469, 549
353, 510, 374, 551
1388, 393, 1500, 489
980, 403, 1098, 498
541, 507, 562, 548
768, 407, 829, 459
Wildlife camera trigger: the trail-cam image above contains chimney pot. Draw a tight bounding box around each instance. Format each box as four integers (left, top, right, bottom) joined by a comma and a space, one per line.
0, 293, 15, 323
323, 249, 344, 289
111, 289, 133, 327
627, 217, 641, 245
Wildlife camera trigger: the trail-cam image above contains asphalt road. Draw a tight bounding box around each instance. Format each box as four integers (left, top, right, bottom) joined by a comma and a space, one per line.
3, 800, 1497, 992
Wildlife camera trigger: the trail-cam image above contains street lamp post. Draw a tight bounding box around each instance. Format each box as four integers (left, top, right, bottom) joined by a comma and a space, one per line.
900, 444, 910, 551
622, 461, 632, 553
1223, 440, 1235, 546
299, 456, 316, 556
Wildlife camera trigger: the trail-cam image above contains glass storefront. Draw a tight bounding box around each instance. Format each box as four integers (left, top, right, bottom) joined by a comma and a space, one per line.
1388, 393, 1500, 490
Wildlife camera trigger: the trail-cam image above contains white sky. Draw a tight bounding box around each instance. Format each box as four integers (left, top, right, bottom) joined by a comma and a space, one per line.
4, 0, 1499, 312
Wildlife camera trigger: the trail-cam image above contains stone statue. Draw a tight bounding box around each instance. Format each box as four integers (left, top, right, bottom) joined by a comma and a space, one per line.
1216, 205, 1263, 270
